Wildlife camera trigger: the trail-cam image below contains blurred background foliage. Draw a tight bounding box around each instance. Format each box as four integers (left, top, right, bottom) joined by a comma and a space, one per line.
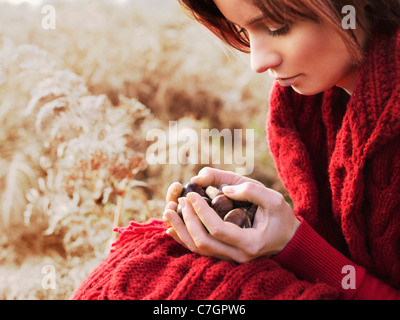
0, 0, 284, 299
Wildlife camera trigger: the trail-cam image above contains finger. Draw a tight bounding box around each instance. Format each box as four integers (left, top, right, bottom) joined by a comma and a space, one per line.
166, 182, 184, 203
164, 200, 178, 212
164, 204, 198, 253
185, 192, 254, 250
178, 197, 209, 239
162, 205, 177, 224
181, 196, 247, 261
166, 227, 188, 249
190, 167, 251, 188
163, 201, 179, 227
221, 182, 285, 210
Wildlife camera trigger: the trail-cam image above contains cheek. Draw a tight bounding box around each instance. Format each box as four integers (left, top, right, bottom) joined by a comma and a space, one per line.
289, 30, 336, 72
285, 29, 353, 94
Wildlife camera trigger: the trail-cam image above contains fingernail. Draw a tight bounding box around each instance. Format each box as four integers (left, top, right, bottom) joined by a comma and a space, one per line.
198, 168, 208, 176
192, 168, 208, 180
162, 213, 170, 225
222, 186, 234, 194
167, 201, 177, 210
186, 192, 197, 204
178, 197, 186, 208
190, 175, 202, 182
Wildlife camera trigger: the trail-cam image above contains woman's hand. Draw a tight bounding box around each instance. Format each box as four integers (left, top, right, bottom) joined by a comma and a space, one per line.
162, 167, 301, 263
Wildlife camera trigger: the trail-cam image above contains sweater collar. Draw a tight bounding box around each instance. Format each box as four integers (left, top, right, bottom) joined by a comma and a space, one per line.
344, 28, 400, 159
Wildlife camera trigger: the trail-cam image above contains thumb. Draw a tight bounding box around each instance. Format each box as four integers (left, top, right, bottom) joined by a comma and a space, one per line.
190, 167, 235, 188
222, 182, 285, 210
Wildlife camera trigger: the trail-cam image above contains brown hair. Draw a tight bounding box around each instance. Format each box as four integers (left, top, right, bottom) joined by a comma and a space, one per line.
177, 0, 400, 65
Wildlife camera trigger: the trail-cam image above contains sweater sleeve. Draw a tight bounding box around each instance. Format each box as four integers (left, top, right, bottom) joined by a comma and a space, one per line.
272, 217, 400, 300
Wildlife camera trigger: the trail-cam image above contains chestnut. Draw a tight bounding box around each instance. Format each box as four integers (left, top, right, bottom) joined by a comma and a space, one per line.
211, 194, 234, 219
245, 204, 258, 222
174, 181, 257, 229
202, 196, 212, 206
224, 208, 252, 228
181, 182, 206, 198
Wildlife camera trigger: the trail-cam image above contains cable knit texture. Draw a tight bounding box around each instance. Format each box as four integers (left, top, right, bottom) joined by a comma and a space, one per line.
71, 29, 399, 300
267, 28, 400, 288
71, 219, 338, 300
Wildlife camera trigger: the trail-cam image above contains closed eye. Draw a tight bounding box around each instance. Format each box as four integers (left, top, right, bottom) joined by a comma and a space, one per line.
269, 25, 290, 37
238, 24, 290, 38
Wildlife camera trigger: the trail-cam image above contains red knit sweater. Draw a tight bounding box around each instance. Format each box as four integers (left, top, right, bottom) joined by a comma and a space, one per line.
268, 28, 400, 299
71, 219, 339, 300
71, 28, 399, 300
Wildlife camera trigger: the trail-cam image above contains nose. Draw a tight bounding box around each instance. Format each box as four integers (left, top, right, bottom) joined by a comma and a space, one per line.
250, 35, 282, 74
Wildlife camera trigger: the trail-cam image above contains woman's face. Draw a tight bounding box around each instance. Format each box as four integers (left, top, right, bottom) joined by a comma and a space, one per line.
214, 0, 363, 95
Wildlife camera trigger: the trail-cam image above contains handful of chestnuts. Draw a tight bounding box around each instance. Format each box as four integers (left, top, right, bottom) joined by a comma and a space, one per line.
177, 182, 257, 228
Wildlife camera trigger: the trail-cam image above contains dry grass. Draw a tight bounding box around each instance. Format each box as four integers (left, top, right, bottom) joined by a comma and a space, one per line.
0, 0, 282, 299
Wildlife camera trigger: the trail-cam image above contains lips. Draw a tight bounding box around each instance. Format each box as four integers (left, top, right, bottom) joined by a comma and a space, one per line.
275, 75, 301, 87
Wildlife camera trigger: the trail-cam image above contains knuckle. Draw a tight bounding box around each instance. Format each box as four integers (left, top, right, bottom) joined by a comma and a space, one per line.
274, 193, 286, 208
193, 236, 210, 252
243, 243, 261, 258
189, 245, 200, 255
236, 254, 251, 264
208, 223, 225, 239
242, 181, 256, 194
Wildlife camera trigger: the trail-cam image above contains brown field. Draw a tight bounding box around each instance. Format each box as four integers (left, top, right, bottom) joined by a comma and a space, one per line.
0, 0, 283, 299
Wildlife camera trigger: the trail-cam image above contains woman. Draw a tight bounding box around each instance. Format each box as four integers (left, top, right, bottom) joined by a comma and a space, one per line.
72, 0, 400, 300
164, 0, 400, 299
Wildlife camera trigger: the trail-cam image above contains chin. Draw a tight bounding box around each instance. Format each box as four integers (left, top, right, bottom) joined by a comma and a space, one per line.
291, 84, 332, 96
